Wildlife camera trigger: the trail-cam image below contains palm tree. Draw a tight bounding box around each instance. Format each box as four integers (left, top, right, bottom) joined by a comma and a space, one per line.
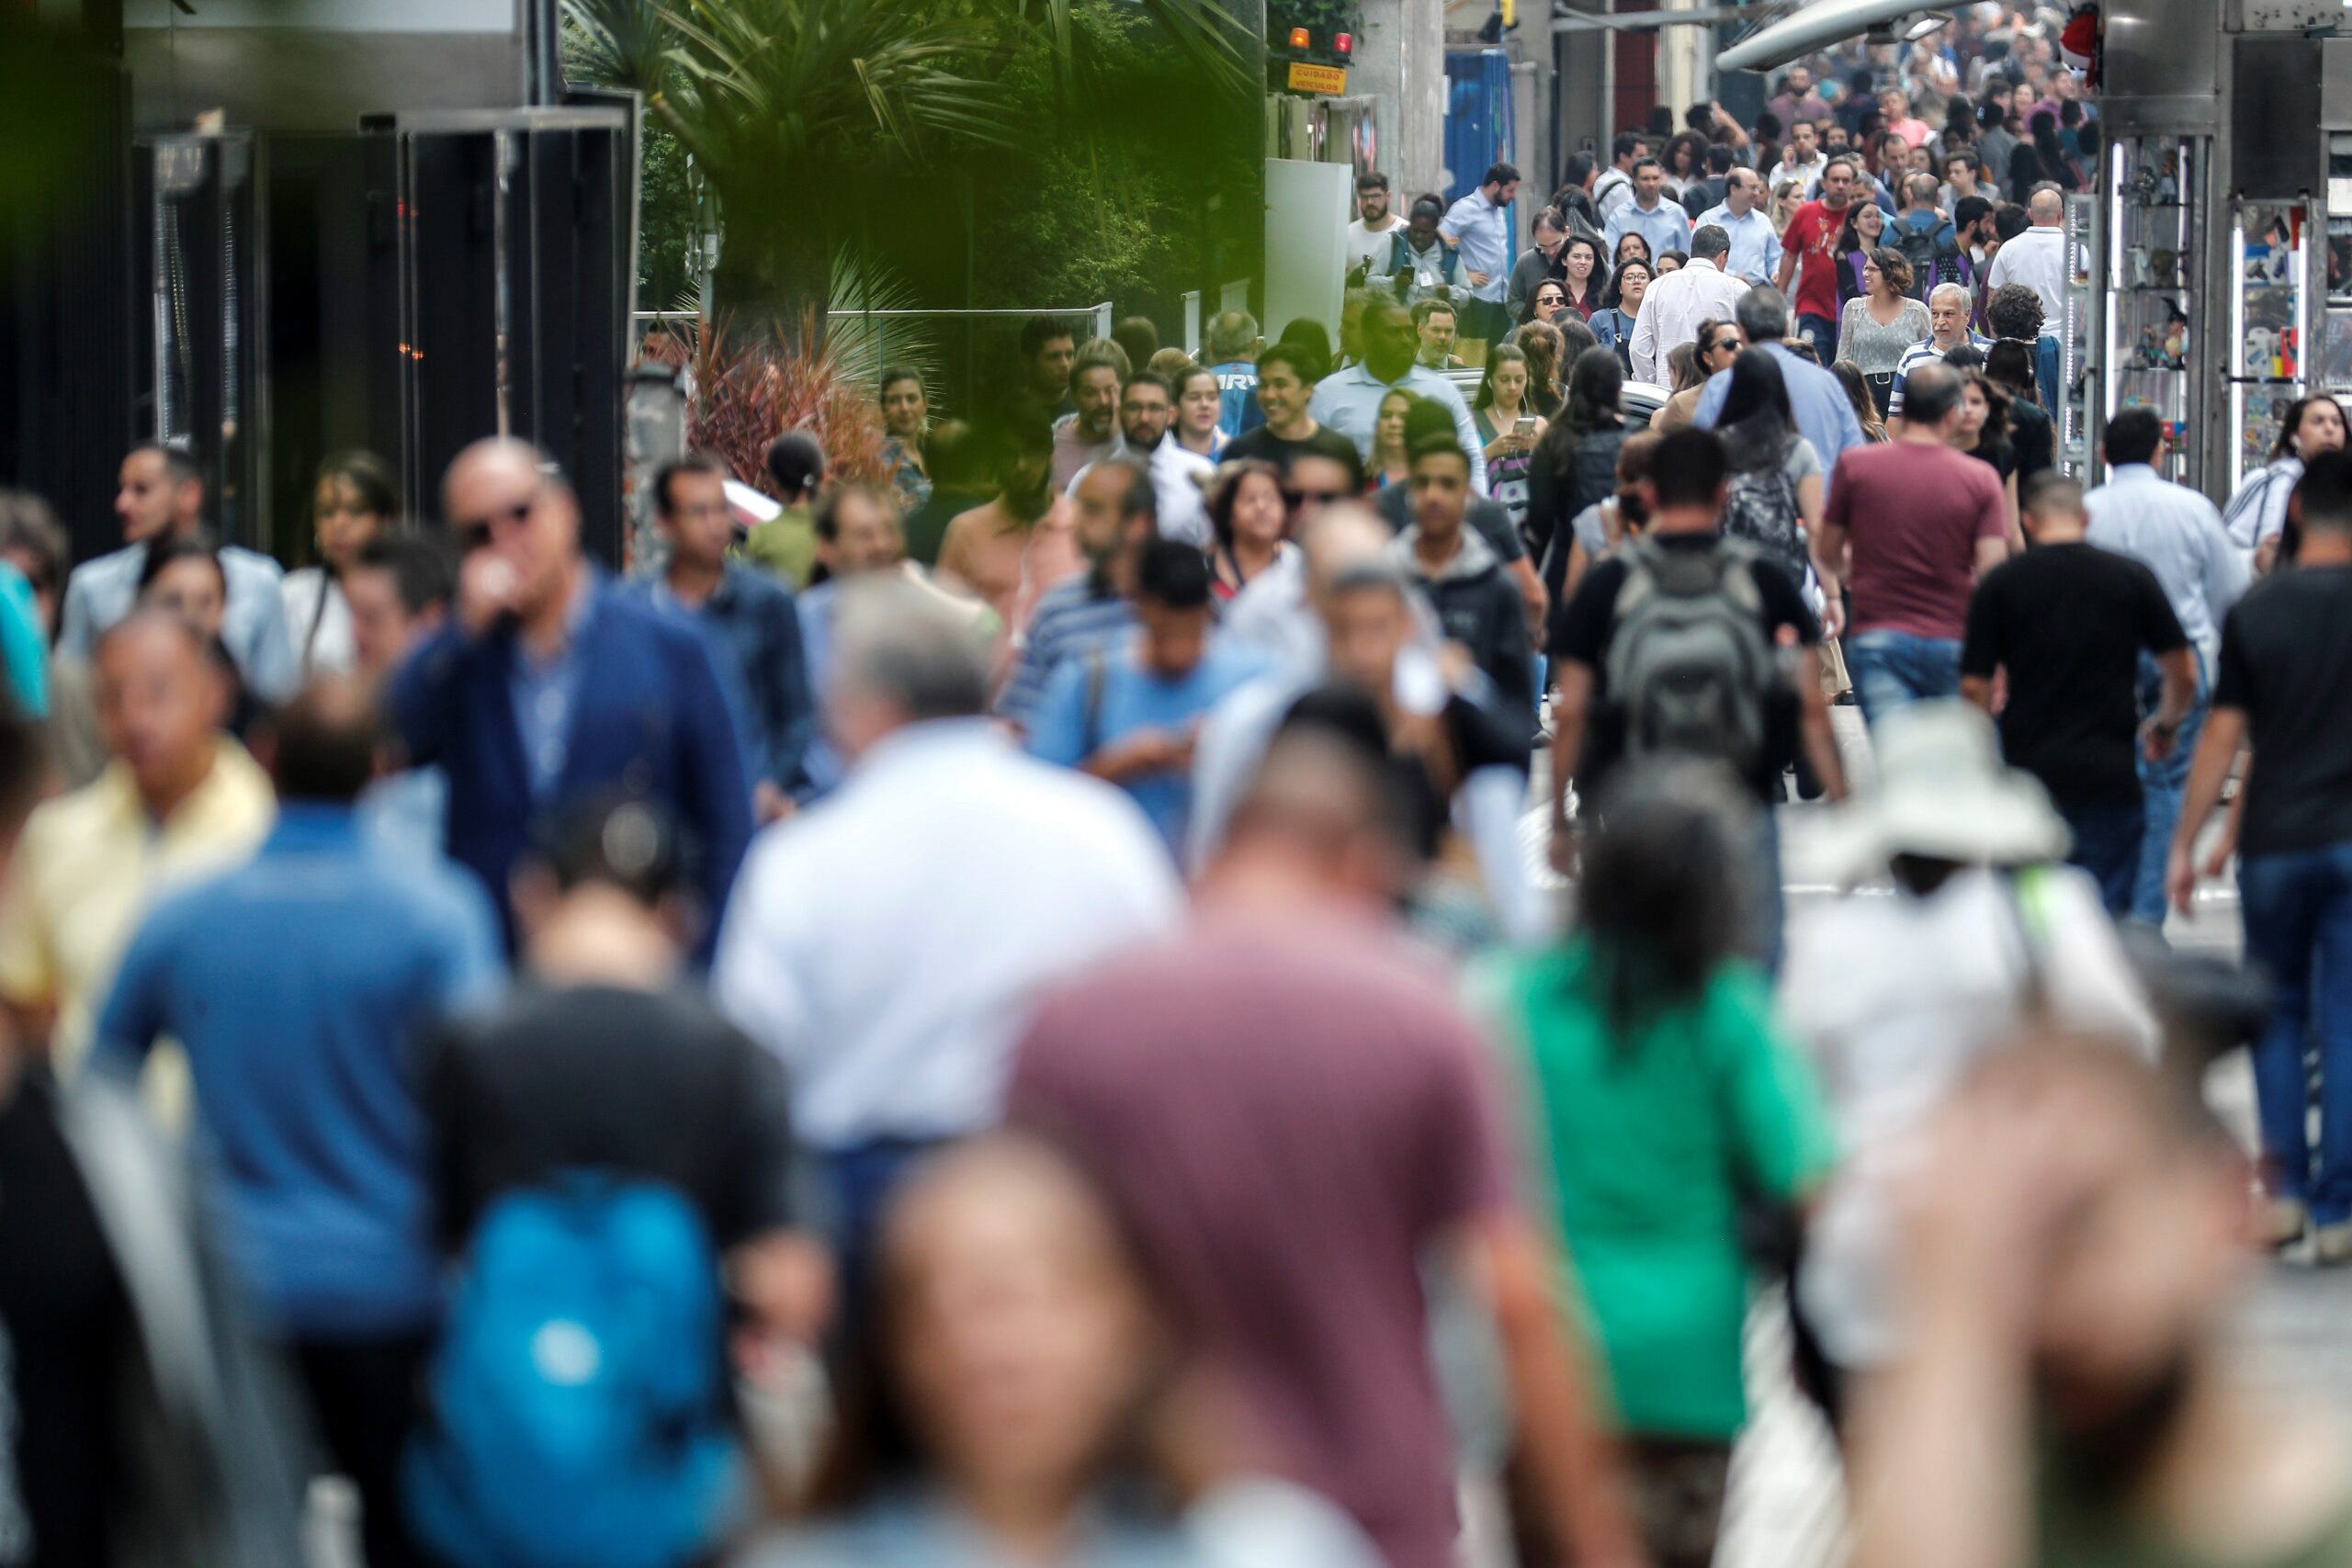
563, 0, 1250, 346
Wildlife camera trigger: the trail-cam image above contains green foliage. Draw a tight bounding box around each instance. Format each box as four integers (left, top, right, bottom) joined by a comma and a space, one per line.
636, 124, 699, 311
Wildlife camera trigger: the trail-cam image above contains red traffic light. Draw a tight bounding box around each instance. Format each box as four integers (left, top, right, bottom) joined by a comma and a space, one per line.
1288, 26, 1310, 47
1335, 31, 1353, 53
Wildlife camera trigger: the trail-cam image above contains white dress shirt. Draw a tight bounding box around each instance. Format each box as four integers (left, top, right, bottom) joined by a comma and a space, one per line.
713, 718, 1181, 1148
1984, 223, 2075, 333
1627, 258, 1748, 383
1306, 362, 1490, 494
1067, 435, 1217, 548
1766, 154, 1825, 200
2084, 463, 2249, 660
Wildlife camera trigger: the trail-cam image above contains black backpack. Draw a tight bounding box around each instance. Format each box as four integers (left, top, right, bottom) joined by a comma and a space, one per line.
1892, 211, 1968, 301
1604, 538, 1777, 773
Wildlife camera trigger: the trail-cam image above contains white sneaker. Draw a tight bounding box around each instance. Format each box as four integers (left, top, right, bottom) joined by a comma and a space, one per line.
2315, 1221, 2352, 1268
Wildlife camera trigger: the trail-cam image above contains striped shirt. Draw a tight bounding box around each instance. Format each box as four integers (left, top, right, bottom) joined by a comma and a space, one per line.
996, 575, 1136, 733
1887, 332, 1993, 416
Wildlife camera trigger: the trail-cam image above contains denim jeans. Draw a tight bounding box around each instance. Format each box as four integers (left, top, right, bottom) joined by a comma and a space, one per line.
2061, 798, 2145, 919
1796, 311, 1838, 364
1752, 804, 1786, 977
2237, 842, 2352, 1224
1844, 630, 1962, 728
2132, 649, 2209, 928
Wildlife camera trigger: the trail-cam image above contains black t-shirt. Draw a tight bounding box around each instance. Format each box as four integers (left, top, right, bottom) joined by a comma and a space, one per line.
0, 1074, 129, 1566
2007, 398, 2054, 487
1547, 531, 1818, 804
1372, 479, 1527, 563
1965, 435, 2017, 487
1220, 423, 1363, 482
1283, 688, 1527, 859
2213, 563, 2352, 856
425, 984, 798, 1252
1961, 542, 2185, 809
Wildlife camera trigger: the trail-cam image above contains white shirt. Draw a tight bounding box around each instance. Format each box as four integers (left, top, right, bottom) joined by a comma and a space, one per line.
713, 719, 1181, 1147
1766, 154, 1825, 200
281, 567, 356, 677
1781, 867, 2156, 1368
2084, 463, 2249, 658
1345, 216, 1403, 277
2220, 455, 2303, 549
1984, 223, 2074, 333
1306, 361, 1490, 494
1627, 258, 1747, 383
1067, 435, 1217, 549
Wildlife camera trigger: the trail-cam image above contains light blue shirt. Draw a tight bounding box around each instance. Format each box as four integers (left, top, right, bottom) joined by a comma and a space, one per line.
794, 579, 845, 800
1306, 361, 1490, 494
95, 803, 502, 1337
1694, 342, 1866, 504
59, 540, 298, 703
1605, 196, 1693, 263
508, 577, 595, 798
1027, 635, 1268, 857
2084, 464, 2249, 658
1695, 203, 1784, 287
1439, 190, 1513, 304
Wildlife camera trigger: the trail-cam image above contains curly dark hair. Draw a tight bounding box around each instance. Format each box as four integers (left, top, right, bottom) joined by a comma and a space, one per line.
1985, 282, 2046, 342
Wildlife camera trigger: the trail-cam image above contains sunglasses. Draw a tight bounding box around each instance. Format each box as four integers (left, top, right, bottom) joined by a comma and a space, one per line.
455, 488, 542, 553
1536, 293, 1566, 306
1710, 336, 1741, 354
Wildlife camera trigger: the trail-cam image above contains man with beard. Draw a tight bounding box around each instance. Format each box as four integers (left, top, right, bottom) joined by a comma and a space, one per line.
1849, 1037, 2352, 1568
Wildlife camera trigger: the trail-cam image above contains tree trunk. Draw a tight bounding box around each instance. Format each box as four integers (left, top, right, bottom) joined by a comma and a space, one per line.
709, 211, 834, 355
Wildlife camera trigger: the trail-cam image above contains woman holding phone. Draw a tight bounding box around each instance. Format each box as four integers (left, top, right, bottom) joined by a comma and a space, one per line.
1474, 343, 1548, 534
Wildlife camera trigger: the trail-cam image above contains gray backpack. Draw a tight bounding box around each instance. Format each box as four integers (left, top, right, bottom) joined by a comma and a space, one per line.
1604, 538, 1776, 771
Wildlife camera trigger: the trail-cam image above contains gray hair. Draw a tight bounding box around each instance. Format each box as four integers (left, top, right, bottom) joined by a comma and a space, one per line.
1929, 281, 1973, 310
831, 578, 989, 724
1690, 224, 1732, 262
1206, 310, 1260, 363
1735, 286, 1792, 344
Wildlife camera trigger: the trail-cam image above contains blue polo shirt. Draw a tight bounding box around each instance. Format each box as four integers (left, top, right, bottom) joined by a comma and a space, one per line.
95, 804, 503, 1337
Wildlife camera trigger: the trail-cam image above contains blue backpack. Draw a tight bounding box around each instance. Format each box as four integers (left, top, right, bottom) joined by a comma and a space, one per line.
405, 1178, 743, 1568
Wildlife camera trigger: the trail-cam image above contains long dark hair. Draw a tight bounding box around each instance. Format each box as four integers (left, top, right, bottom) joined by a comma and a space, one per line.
1515, 321, 1566, 411
1577, 762, 1752, 1037
1475, 344, 1533, 413
1663, 129, 1709, 182
1718, 348, 1797, 473
1537, 347, 1624, 480
2028, 109, 2079, 187
2272, 393, 2347, 462
1605, 258, 1653, 312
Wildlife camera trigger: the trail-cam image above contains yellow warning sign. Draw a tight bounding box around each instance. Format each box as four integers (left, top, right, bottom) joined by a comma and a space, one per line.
1286, 62, 1349, 95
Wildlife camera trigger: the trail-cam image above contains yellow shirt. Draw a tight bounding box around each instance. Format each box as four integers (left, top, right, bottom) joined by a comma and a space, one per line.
0, 739, 276, 1077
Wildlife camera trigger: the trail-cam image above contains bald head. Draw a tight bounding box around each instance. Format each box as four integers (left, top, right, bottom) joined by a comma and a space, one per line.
442, 436, 581, 621
265, 676, 384, 804
2029, 188, 2064, 225
1302, 503, 1396, 598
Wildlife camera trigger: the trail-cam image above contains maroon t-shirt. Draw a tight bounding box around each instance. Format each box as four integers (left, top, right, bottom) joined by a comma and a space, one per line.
1826, 439, 2008, 639
1009, 910, 1512, 1568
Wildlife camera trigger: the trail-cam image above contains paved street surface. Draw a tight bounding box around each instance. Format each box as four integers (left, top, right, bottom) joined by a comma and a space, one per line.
1521, 706, 2352, 1568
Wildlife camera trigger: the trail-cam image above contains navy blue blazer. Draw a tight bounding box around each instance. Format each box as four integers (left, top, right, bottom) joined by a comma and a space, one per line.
390, 572, 755, 948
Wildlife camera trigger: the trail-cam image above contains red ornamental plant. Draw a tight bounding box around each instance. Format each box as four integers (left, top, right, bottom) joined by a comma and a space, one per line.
684, 310, 892, 498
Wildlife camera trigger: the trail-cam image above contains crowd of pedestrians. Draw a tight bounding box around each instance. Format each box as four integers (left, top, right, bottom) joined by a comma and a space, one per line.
0, 10, 2346, 1568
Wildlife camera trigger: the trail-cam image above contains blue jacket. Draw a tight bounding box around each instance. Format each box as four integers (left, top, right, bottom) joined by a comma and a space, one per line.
624, 564, 815, 793
390, 571, 755, 948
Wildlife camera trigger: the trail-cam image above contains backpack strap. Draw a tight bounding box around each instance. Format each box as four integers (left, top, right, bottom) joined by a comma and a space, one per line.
1081, 647, 1110, 761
